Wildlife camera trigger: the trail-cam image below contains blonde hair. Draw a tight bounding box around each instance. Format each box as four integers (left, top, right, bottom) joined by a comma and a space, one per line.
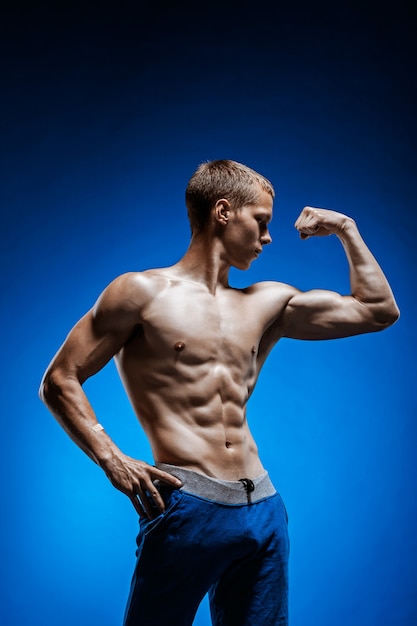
185, 160, 275, 232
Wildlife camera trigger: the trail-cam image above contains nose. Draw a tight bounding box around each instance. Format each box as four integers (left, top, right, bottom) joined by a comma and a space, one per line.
260, 229, 272, 245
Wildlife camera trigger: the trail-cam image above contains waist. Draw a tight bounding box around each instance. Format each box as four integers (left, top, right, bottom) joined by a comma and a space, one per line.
155, 462, 276, 505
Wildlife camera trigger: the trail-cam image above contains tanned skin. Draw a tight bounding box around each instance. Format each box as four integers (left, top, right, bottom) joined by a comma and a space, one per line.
39, 190, 399, 519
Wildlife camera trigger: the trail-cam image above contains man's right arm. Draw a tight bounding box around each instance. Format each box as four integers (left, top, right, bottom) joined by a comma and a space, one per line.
39, 273, 182, 518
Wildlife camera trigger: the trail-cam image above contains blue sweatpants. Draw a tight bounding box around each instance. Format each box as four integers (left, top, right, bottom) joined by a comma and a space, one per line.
123, 465, 289, 626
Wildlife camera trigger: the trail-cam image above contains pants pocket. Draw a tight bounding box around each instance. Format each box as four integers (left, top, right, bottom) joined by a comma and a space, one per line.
139, 487, 183, 537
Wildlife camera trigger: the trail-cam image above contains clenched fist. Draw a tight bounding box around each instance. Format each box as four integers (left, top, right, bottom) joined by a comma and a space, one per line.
295, 206, 354, 240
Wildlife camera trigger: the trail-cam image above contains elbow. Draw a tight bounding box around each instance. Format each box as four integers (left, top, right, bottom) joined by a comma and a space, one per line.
388, 303, 400, 326
372, 302, 400, 330
39, 370, 53, 405
39, 368, 64, 406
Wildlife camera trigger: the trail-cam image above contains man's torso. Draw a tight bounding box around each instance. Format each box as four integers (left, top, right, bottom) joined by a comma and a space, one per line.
114, 269, 292, 479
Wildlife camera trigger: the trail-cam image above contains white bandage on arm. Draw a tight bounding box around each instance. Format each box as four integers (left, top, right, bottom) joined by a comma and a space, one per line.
91, 423, 105, 433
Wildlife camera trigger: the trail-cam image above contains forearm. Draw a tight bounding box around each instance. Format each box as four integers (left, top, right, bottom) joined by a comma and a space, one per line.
39, 368, 183, 518
39, 369, 122, 467
338, 219, 400, 324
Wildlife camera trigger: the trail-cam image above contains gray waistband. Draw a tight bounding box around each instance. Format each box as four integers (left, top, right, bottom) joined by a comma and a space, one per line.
155, 462, 276, 505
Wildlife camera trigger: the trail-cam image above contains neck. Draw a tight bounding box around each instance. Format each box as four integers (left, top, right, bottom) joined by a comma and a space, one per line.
173, 232, 231, 293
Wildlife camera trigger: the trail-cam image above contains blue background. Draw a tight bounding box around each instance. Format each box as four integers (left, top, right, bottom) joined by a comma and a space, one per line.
1, 2, 415, 625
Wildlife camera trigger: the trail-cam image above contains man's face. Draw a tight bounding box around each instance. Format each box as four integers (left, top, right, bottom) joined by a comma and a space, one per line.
223, 190, 273, 270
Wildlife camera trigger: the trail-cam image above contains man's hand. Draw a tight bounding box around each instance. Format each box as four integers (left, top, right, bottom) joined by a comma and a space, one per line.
295, 206, 354, 240
99, 453, 183, 519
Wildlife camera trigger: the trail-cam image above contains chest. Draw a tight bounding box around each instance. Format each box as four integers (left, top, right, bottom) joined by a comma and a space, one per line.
140, 286, 267, 363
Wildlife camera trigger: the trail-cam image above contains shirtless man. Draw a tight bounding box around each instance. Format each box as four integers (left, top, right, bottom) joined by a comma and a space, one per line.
39, 160, 399, 626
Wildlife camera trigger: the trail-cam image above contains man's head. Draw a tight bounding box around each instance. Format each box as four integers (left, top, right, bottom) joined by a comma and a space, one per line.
185, 160, 275, 234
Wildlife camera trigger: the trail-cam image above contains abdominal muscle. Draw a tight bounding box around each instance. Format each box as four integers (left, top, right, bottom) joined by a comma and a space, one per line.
149, 401, 263, 481
116, 351, 265, 481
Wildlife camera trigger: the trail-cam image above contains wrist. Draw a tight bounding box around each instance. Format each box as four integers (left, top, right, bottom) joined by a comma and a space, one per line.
337, 216, 357, 241
90, 435, 123, 469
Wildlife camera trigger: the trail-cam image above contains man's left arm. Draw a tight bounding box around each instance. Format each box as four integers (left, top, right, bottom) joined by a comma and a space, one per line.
281, 207, 400, 340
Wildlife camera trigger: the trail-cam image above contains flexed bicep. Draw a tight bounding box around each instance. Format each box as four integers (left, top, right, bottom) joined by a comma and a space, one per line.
281, 288, 378, 340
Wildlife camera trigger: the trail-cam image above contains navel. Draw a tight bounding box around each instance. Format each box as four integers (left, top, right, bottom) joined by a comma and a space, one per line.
251, 346, 257, 355
225, 441, 232, 449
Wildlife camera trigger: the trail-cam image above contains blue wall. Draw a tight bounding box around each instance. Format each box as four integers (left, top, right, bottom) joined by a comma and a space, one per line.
1, 2, 415, 625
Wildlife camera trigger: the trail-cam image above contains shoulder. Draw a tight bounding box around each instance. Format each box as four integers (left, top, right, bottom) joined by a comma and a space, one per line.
234, 281, 302, 330
92, 270, 171, 332
96, 270, 171, 307
243, 280, 300, 303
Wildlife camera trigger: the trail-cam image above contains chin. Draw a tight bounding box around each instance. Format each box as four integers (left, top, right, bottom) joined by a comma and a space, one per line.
233, 260, 252, 271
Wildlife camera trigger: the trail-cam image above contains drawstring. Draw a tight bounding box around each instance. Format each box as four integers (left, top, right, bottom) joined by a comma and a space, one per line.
239, 478, 255, 503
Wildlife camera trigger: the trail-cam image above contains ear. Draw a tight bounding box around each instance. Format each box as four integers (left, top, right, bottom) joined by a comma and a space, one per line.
213, 198, 231, 226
